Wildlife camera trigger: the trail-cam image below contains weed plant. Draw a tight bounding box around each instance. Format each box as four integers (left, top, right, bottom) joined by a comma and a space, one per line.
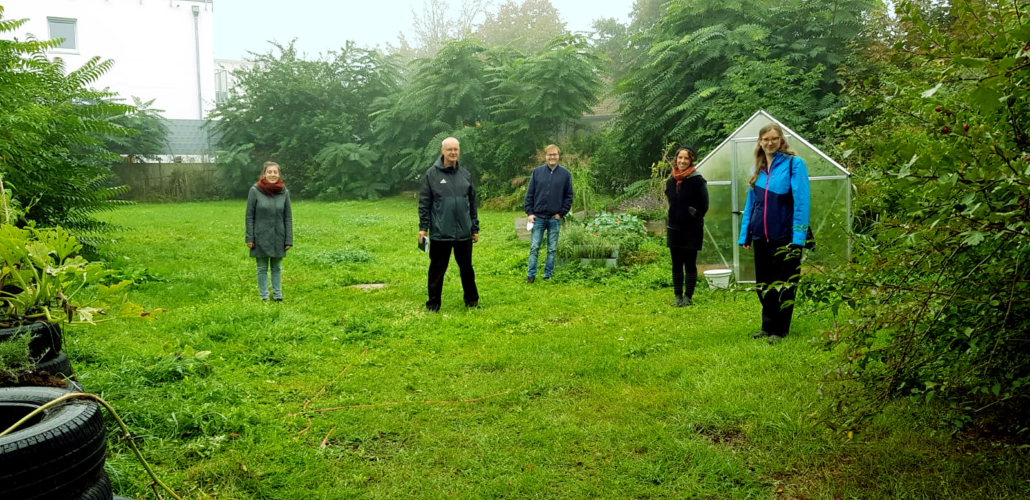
71, 197, 1030, 499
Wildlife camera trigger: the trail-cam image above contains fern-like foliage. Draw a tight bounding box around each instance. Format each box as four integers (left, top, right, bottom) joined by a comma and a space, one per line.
598, 0, 874, 190
0, 7, 135, 232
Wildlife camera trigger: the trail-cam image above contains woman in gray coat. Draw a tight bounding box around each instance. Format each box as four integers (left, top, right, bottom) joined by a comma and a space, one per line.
245, 161, 293, 301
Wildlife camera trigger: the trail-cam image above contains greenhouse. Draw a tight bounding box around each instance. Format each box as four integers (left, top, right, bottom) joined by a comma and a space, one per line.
695, 110, 851, 283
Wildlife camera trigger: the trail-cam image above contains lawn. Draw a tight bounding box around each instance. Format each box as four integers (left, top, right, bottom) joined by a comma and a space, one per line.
75, 197, 1028, 499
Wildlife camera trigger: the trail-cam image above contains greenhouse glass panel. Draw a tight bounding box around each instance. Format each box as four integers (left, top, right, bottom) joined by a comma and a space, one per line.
696, 110, 851, 283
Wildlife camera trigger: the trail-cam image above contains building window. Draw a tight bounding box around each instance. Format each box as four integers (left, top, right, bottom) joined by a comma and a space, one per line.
215, 69, 229, 104
47, 18, 77, 51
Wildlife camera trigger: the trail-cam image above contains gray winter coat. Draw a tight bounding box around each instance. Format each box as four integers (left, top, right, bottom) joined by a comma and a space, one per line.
245, 185, 293, 258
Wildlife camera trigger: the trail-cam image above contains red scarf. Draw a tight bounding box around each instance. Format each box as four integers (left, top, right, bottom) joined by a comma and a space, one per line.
671, 166, 696, 191
257, 178, 285, 196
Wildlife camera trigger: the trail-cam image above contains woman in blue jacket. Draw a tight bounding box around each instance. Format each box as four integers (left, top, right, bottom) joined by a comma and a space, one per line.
738, 124, 810, 344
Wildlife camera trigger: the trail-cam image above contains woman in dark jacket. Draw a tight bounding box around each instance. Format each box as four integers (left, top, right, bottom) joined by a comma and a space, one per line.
245, 161, 293, 301
665, 146, 709, 307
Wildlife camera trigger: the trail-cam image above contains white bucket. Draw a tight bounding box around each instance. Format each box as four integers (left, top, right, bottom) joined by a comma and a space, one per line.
703, 269, 733, 289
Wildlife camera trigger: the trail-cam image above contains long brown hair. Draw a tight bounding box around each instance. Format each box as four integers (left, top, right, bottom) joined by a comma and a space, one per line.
259, 161, 282, 181
749, 124, 795, 187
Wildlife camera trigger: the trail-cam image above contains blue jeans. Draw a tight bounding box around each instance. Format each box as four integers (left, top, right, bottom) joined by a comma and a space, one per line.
256, 257, 283, 299
527, 217, 561, 279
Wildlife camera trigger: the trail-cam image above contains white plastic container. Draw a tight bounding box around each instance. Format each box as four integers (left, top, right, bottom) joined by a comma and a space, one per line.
703, 269, 733, 289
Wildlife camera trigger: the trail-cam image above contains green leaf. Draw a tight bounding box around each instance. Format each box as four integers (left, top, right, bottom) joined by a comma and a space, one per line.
962, 231, 986, 246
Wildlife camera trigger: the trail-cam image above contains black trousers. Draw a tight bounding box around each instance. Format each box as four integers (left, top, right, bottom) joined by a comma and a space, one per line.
753, 239, 802, 336
427, 239, 479, 309
670, 248, 699, 298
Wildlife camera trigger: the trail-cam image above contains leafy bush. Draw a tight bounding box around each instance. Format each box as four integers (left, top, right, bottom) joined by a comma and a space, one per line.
0, 8, 134, 231
212, 41, 401, 199
619, 195, 667, 221
820, 0, 1030, 435
585, 211, 647, 236
603, 0, 869, 190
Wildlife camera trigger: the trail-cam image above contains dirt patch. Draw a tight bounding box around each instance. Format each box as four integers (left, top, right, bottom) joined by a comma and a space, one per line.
348, 283, 386, 290
697, 425, 748, 448
0, 370, 73, 389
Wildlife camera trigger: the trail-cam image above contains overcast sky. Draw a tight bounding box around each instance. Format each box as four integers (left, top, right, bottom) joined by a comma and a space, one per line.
213, 0, 633, 60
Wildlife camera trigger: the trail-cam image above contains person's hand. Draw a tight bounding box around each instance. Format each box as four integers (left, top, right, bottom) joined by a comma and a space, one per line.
247, 242, 254, 249
527, 214, 535, 223
418, 231, 427, 244
472, 233, 479, 243
554, 213, 561, 220
285, 245, 292, 251
742, 244, 751, 251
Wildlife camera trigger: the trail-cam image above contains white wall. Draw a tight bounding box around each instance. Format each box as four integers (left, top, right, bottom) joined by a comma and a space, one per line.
3, 0, 216, 120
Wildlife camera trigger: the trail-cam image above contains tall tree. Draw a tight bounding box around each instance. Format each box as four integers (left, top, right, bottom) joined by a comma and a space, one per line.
476, 0, 567, 53
103, 96, 170, 163
406, 0, 492, 57
211, 40, 401, 199
372, 38, 488, 179
598, 0, 871, 190
0, 7, 132, 231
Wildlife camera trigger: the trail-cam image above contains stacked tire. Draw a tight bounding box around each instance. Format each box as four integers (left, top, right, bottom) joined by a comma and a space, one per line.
0, 387, 111, 499
0, 322, 74, 379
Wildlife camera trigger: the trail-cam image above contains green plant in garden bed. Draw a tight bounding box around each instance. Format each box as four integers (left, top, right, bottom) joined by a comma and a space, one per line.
0, 225, 161, 327
585, 211, 647, 236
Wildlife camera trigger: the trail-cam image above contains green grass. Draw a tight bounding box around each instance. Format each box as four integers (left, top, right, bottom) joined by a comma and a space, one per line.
72, 197, 1029, 499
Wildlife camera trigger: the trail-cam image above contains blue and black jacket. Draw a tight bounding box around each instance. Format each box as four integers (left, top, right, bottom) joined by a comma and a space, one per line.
738, 152, 811, 247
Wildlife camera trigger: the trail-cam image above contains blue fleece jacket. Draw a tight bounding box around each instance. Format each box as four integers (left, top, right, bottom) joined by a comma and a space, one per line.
524, 164, 574, 218
738, 152, 811, 247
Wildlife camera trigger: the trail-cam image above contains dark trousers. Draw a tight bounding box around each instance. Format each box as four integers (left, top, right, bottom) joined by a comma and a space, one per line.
670, 248, 699, 298
753, 239, 802, 336
427, 239, 479, 309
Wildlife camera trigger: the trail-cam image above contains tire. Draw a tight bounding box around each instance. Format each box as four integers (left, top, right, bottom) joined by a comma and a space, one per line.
35, 351, 74, 379
76, 469, 114, 500
0, 387, 107, 500
0, 322, 62, 362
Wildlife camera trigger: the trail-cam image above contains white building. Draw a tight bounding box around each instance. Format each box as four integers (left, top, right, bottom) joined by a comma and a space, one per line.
214, 58, 253, 105
3, 0, 216, 121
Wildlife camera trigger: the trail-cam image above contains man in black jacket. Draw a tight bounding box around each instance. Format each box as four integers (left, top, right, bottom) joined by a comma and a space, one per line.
523, 144, 574, 283
418, 137, 480, 312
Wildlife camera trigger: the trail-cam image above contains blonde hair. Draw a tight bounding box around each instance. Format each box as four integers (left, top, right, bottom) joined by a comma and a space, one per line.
749, 124, 795, 187
544, 144, 560, 154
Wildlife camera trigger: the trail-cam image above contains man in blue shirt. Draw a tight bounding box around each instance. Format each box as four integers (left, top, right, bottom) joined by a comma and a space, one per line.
524, 144, 574, 283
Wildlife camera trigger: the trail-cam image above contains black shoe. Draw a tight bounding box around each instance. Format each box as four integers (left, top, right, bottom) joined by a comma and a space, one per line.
273, 298, 283, 302
542, 276, 550, 281
752, 331, 772, 339
672, 295, 684, 307
767, 334, 784, 345
426, 306, 440, 313
526, 276, 535, 284
682, 296, 693, 306
465, 302, 481, 310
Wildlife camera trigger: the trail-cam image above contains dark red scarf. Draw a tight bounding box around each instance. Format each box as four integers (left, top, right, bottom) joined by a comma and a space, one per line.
671, 166, 696, 191
257, 178, 284, 196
